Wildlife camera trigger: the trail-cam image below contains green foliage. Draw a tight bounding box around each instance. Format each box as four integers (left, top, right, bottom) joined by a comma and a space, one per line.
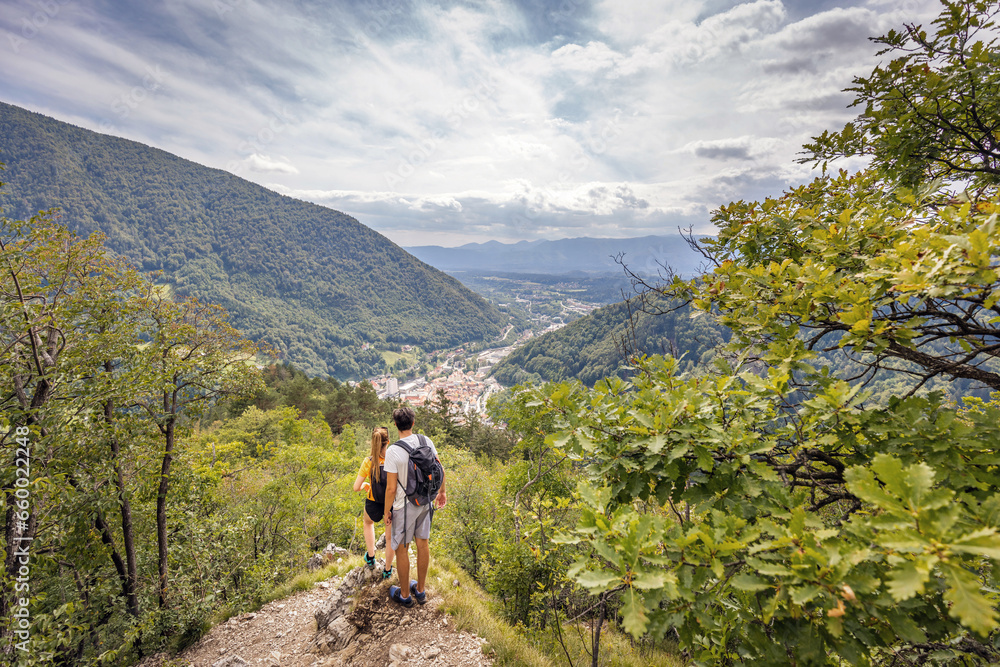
0, 103, 505, 378
0, 206, 269, 663
435, 450, 508, 581
415, 390, 518, 460
214, 362, 395, 435
501, 4, 1000, 663
803, 0, 1000, 188
189, 407, 359, 563
528, 356, 1000, 665
678, 169, 1000, 394
431, 393, 591, 641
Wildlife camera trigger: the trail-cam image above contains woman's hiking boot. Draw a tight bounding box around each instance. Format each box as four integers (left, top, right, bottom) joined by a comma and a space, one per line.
363, 552, 375, 568
382, 566, 393, 580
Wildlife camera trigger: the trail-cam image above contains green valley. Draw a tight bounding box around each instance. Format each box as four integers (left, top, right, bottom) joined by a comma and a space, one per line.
0, 102, 504, 379
5, 2, 1000, 665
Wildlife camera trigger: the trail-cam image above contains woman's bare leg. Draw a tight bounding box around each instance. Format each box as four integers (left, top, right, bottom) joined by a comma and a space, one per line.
363, 509, 376, 558
383, 531, 395, 569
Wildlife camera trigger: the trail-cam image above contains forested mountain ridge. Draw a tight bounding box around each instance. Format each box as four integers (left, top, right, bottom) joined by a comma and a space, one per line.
491, 293, 991, 401
491, 298, 730, 387
0, 101, 504, 378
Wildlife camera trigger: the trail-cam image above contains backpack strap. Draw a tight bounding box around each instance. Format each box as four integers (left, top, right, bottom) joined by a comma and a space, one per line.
390, 439, 414, 455
388, 439, 413, 492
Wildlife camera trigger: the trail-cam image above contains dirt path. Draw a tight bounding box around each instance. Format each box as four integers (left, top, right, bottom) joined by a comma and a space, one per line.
138, 567, 494, 667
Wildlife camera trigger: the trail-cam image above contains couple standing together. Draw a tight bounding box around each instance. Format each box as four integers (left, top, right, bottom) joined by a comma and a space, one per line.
353, 406, 447, 607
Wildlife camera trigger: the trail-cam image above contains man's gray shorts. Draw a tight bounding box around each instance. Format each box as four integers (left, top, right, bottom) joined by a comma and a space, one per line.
390, 501, 433, 550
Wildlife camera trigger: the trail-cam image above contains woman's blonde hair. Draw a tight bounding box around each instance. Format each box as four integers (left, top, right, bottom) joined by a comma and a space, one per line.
369, 426, 389, 488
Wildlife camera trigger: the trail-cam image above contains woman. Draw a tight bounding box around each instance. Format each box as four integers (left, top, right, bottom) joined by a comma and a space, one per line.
352, 426, 395, 579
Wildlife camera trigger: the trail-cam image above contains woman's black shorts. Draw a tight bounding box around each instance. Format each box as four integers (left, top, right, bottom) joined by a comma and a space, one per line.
365, 498, 385, 523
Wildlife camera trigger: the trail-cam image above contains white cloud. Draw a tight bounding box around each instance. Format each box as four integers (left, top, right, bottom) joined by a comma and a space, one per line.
240, 153, 299, 174
0, 0, 945, 246
551, 41, 622, 73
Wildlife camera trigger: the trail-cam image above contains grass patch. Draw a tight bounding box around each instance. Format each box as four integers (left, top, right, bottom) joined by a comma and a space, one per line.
381, 350, 417, 367
262, 555, 364, 604
208, 555, 364, 627
427, 554, 683, 667
429, 556, 553, 667
527, 621, 683, 667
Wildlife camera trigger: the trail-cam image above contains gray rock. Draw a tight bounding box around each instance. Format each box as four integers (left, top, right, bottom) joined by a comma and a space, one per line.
389, 644, 413, 662
212, 656, 249, 667
312, 562, 392, 658
314, 563, 383, 630
338, 644, 360, 661
326, 542, 350, 556
324, 616, 359, 652
307, 543, 351, 571
314, 589, 346, 632
424, 646, 442, 659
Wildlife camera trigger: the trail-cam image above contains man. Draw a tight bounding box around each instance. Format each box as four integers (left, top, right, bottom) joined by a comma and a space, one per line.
383, 406, 447, 607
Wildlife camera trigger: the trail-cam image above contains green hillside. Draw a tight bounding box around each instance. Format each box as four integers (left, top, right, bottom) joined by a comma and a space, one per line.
491, 299, 730, 386
494, 297, 994, 402
0, 102, 504, 378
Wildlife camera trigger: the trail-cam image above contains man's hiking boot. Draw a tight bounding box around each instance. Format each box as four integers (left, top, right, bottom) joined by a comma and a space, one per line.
389, 585, 415, 608
363, 552, 375, 568
382, 566, 393, 580
409, 580, 427, 605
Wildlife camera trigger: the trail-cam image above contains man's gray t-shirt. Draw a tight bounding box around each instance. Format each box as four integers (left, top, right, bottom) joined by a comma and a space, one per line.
383, 434, 439, 511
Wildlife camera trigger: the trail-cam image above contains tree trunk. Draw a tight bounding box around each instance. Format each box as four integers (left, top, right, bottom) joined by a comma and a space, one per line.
116, 457, 140, 618
592, 594, 607, 667
94, 513, 129, 595
104, 385, 140, 619
156, 414, 176, 610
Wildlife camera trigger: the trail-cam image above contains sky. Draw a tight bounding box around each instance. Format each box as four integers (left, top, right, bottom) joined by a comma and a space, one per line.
0, 0, 941, 246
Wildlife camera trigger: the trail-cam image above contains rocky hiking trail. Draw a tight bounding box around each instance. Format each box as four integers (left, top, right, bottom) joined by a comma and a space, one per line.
138, 556, 495, 667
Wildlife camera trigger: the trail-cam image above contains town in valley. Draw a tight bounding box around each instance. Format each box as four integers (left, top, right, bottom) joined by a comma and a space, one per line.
360, 273, 617, 418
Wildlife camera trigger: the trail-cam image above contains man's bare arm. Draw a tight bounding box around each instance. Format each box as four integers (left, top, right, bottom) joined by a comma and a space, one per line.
435, 467, 447, 509
384, 471, 398, 524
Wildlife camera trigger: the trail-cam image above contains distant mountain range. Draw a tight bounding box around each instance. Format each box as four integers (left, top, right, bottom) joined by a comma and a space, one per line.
406, 235, 707, 277
0, 101, 504, 378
